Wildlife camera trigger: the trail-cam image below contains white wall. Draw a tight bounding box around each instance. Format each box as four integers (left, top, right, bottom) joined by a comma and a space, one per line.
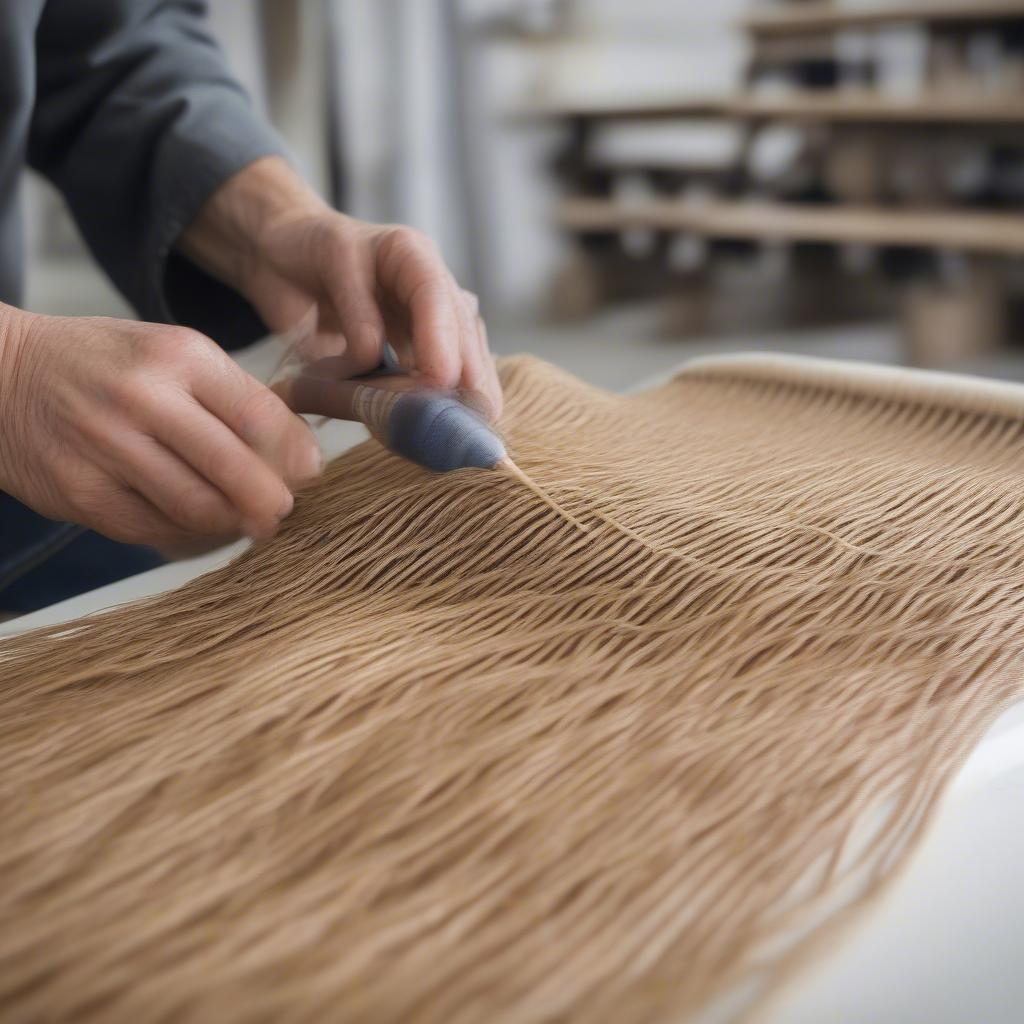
332, 0, 472, 275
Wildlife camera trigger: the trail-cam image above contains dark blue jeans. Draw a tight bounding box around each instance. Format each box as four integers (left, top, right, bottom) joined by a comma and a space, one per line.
0, 494, 164, 614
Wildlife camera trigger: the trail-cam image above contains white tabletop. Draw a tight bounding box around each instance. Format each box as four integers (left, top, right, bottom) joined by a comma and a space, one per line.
3, 350, 1023, 1023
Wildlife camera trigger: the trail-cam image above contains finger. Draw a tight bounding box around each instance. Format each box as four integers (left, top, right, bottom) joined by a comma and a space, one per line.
68, 409, 245, 540
453, 289, 502, 422
50, 456, 185, 548
381, 315, 416, 374
451, 284, 488, 410
149, 391, 299, 539
377, 231, 462, 388
99, 429, 243, 539
289, 350, 383, 382
81, 479, 216, 553
473, 312, 504, 420
272, 375, 361, 422
405, 276, 462, 388
189, 356, 324, 488
322, 244, 387, 375
274, 371, 428, 423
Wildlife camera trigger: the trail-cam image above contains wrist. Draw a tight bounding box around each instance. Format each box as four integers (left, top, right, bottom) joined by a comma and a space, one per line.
176, 156, 326, 295
0, 303, 36, 382
0, 303, 41, 491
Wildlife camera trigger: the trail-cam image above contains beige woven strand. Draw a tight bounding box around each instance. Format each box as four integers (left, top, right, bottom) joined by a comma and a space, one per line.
2, 354, 1024, 1023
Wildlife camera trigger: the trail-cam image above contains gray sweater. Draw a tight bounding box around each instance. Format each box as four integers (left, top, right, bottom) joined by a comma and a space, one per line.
0, 0, 289, 342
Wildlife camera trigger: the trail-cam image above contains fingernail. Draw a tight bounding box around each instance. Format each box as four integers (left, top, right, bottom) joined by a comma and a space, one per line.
359, 325, 384, 364
295, 441, 324, 482
243, 494, 291, 540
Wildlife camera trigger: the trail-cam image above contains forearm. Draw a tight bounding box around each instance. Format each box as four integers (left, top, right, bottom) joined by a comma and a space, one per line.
176, 157, 328, 297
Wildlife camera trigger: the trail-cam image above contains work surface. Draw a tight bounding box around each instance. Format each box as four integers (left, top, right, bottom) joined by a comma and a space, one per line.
5, 352, 1024, 1023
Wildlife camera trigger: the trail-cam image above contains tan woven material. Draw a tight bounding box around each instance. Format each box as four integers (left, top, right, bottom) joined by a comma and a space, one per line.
3, 354, 1024, 1023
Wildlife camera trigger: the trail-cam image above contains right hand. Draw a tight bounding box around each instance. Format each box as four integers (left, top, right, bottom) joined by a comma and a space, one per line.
0, 304, 323, 554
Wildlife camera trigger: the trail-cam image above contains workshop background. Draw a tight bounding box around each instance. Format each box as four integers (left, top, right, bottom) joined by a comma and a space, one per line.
23, 0, 1024, 389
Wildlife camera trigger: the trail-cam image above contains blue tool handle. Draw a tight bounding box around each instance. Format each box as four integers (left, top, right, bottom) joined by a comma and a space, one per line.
387, 392, 507, 472
278, 374, 506, 473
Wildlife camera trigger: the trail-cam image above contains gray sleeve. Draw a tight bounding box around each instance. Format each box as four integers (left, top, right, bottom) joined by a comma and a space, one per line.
28, 0, 291, 346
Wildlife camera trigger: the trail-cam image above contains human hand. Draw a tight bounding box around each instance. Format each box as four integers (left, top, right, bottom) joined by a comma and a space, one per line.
0, 305, 322, 554
177, 157, 503, 421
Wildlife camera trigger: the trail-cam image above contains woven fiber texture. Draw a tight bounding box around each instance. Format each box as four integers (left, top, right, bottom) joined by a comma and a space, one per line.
3, 355, 1024, 1022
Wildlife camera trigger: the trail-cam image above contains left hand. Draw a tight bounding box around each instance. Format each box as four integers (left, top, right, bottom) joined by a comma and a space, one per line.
178, 157, 502, 420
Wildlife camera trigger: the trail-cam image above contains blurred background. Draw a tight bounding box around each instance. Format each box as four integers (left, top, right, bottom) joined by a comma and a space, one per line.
23, 0, 1024, 390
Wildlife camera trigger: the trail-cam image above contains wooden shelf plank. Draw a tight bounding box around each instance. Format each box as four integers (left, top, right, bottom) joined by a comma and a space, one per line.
556, 197, 1024, 254
582, 156, 735, 176
506, 96, 731, 122
735, 90, 1024, 125
743, 1, 1024, 37
512, 91, 1024, 127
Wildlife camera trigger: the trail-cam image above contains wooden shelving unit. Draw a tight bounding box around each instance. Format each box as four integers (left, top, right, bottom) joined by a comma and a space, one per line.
534, 0, 1024, 363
